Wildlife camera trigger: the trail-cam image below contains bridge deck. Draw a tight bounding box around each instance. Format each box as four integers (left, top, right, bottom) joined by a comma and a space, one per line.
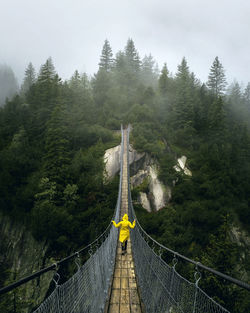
108, 130, 142, 313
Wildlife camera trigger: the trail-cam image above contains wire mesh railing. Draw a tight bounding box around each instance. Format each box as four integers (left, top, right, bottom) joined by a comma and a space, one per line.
126, 125, 232, 313
30, 126, 125, 313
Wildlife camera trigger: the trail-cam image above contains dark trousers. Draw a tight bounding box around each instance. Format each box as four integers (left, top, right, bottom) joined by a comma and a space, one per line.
121, 240, 127, 251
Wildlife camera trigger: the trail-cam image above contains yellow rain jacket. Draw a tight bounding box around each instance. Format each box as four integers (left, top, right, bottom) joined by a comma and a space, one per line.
112, 214, 135, 243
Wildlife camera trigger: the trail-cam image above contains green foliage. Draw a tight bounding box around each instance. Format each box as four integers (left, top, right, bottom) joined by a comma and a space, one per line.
1, 40, 250, 313
207, 56, 227, 97
158, 63, 169, 95
199, 216, 242, 310
20, 62, 36, 97
98, 39, 114, 72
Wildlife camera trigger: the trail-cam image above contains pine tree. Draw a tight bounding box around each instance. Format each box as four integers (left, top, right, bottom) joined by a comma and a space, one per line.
228, 80, 242, 103
141, 54, 157, 87
243, 82, 250, 114
28, 58, 61, 145
43, 99, 70, 189
227, 80, 243, 116
21, 62, 36, 96
243, 82, 250, 103
125, 38, 141, 73
208, 96, 225, 132
98, 39, 113, 72
81, 73, 91, 91
69, 70, 81, 88
35, 57, 59, 108
207, 56, 227, 97
38, 57, 56, 83
173, 57, 194, 128
158, 63, 169, 95
0, 64, 18, 106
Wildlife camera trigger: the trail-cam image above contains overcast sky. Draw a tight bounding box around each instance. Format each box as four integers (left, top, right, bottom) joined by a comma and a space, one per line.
1, 0, 249, 87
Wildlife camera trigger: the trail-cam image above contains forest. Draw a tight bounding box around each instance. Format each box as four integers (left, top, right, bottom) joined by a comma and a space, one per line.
0, 39, 250, 312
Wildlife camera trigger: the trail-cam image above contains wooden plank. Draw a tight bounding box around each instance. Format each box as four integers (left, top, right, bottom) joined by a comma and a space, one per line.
113, 277, 121, 289
110, 289, 120, 304
120, 289, 130, 304
121, 277, 129, 289
108, 304, 119, 313
120, 304, 130, 313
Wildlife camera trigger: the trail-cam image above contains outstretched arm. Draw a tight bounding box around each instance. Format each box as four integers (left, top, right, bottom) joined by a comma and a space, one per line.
129, 220, 136, 229
112, 220, 121, 228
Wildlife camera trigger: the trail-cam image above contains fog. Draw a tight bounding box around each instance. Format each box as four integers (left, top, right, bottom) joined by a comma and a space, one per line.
0, 0, 249, 85
0, 64, 18, 105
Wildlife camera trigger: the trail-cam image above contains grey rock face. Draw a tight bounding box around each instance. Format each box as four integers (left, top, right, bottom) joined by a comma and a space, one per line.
0, 212, 54, 312
104, 144, 169, 211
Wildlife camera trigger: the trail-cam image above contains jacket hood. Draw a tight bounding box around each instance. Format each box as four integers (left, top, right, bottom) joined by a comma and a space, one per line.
122, 214, 128, 221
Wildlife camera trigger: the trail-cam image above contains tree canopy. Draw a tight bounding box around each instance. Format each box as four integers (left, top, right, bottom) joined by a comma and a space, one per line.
0, 39, 250, 313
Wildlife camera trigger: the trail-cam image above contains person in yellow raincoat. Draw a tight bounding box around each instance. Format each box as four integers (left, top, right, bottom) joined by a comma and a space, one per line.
112, 214, 136, 255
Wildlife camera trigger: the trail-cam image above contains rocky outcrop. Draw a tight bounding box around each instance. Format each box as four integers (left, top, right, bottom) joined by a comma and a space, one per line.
0, 212, 54, 312
104, 145, 121, 180
174, 156, 192, 176
139, 193, 151, 212
128, 146, 168, 211
104, 144, 169, 211
104, 145, 192, 212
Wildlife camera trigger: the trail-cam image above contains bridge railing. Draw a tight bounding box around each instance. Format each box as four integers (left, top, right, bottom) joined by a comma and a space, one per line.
31, 127, 125, 313
0, 126, 124, 313
126, 126, 237, 313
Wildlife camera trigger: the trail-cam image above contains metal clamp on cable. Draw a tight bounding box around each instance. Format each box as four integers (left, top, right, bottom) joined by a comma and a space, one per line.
52, 264, 60, 288
75, 252, 81, 271
194, 262, 202, 286
88, 245, 94, 257
158, 246, 163, 259
172, 255, 178, 269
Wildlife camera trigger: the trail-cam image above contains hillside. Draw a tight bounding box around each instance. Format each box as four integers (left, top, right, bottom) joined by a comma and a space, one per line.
0, 39, 250, 312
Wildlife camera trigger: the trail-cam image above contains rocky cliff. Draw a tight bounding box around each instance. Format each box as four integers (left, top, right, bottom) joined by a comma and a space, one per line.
104, 142, 193, 212
0, 212, 54, 312
104, 144, 174, 211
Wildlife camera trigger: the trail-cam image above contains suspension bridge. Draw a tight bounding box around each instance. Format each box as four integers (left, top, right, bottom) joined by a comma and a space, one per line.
0, 126, 249, 313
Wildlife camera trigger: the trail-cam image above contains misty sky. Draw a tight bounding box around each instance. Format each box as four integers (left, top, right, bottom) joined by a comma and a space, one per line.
1, 0, 249, 87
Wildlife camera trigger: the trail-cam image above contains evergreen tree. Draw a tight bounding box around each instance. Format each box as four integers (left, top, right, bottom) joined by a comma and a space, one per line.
227, 81, 244, 119
208, 96, 225, 132
35, 57, 59, 110
111, 39, 141, 106
81, 72, 91, 91
158, 63, 169, 95
243, 82, 250, 103
38, 57, 56, 83
172, 57, 194, 129
92, 68, 111, 107
30, 58, 60, 134
207, 56, 227, 97
43, 100, 70, 189
243, 82, 250, 115
98, 39, 113, 72
69, 70, 81, 89
141, 54, 157, 87
20, 62, 36, 96
0, 64, 18, 106
125, 38, 141, 73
